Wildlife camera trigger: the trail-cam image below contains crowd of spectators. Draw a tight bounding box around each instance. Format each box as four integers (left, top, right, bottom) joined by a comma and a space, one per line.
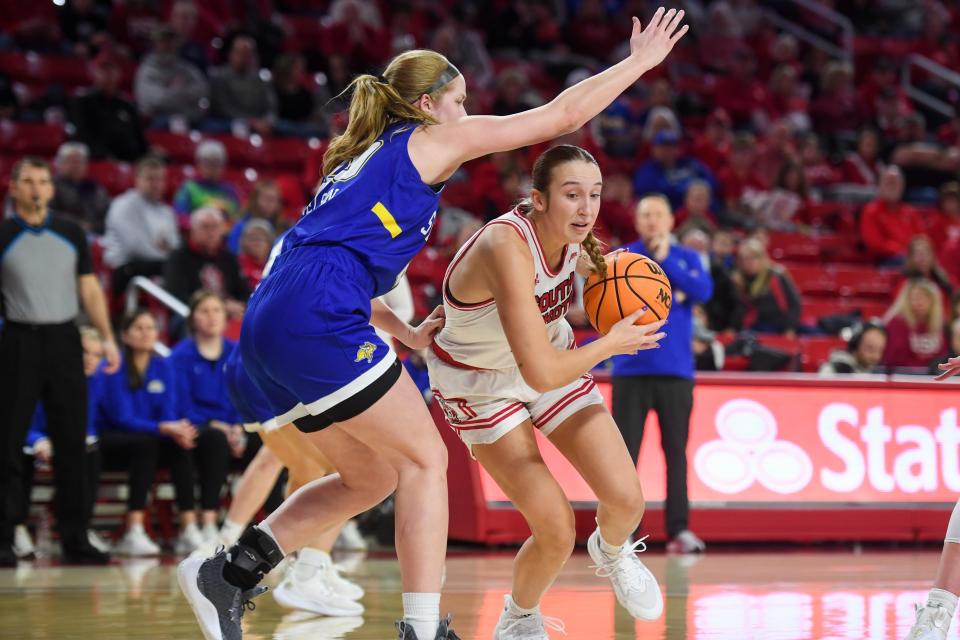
3, 0, 960, 557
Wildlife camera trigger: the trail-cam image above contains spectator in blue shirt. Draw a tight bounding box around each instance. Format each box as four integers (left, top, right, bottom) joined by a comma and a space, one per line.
101, 309, 226, 555
171, 290, 246, 455
170, 291, 239, 542
633, 130, 719, 212
611, 194, 714, 554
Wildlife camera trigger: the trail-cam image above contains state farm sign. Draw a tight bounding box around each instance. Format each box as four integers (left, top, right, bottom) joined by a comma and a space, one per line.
477, 381, 960, 504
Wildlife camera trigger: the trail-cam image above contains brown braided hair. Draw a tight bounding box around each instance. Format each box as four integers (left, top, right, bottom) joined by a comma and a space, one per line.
516, 144, 607, 278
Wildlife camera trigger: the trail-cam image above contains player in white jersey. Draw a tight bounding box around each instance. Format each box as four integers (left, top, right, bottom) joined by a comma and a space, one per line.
426, 145, 666, 639
903, 356, 960, 640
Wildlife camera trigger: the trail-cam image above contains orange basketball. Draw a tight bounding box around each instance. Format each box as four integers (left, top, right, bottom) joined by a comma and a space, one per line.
582, 252, 672, 335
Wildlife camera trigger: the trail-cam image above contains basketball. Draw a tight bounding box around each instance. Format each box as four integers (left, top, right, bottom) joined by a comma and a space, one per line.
582, 252, 672, 335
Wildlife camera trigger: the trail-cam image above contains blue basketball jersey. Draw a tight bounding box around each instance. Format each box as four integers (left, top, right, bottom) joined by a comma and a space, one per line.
282, 122, 441, 296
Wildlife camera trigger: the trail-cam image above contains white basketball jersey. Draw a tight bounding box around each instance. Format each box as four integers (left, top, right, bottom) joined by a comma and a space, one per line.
433, 209, 579, 370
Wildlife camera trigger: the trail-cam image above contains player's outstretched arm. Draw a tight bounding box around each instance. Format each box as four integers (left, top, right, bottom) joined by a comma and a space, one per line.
410, 8, 688, 184
478, 227, 665, 392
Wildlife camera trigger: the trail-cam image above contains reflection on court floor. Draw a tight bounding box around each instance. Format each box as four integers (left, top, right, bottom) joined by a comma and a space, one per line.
0, 549, 950, 639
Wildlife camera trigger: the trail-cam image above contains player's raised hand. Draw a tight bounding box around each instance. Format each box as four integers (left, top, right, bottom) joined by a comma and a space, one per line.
629, 7, 689, 72
936, 356, 960, 381
405, 305, 446, 350
604, 310, 666, 356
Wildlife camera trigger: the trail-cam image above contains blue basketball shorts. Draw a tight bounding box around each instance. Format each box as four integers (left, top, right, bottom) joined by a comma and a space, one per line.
239, 245, 401, 432
223, 348, 280, 433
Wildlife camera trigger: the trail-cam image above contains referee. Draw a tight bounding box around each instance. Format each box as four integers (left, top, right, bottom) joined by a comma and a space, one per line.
0, 157, 121, 566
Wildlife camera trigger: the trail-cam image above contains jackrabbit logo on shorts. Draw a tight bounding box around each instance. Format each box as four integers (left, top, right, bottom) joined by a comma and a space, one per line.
355, 341, 377, 364
694, 399, 814, 495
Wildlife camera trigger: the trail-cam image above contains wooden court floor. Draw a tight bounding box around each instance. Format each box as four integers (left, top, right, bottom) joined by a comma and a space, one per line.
0, 548, 951, 639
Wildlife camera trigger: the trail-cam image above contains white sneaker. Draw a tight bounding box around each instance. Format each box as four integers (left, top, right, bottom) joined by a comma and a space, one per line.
298, 548, 365, 600
201, 523, 220, 545
114, 528, 161, 557
334, 520, 368, 551
273, 553, 365, 616
905, 604, 953, 640
493, 594, 565, 639
13, 525, 36, 559
87, 529, 112, 553
587, 529, 663, 620
666, 529, 705, 554
174, 523, 205, 555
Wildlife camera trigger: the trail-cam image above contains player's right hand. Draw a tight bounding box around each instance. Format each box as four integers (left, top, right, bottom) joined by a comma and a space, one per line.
629, 8, 689, 72
604, 310, 666, 356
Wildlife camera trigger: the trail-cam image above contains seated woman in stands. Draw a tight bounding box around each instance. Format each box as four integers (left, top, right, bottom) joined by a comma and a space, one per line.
100, 308, 220, 555
883, 278, 947, 371
731, 237, 802, 337
170, 291, 241, 539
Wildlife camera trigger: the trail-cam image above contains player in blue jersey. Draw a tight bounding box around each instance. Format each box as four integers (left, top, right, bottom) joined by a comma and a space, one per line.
178, 8, 688, 640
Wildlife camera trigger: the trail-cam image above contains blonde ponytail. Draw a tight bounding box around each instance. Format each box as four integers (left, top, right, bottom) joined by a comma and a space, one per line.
322, 50, 458, 177
582, 231, 607, 278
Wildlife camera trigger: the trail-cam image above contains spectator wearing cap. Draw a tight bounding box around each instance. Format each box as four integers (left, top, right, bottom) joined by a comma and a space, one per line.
208, 35, 276, 136
163, 207, 250, 318
103, 155, 181, 296
49, 142, 111, 234
70, 52, 148, 162
819, 323, 888, 375
0, 158, 120, 566
172, 140, 241, 228
633, 130, 719, 212
860, 166, 923, 263
134, 25, 209, 127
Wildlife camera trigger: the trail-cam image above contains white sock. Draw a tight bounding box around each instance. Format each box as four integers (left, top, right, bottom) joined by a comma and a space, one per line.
506, 593, 539, 617
128, 522, 145, 534
403, 592, 440, 639
257, 522, 286, 555
597, 529, 623, 557
220, 519, 245, 546
928, 588, 959, 617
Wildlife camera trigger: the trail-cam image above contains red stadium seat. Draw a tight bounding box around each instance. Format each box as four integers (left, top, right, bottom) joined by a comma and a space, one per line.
261, 136, 314, 172
0, 52, 91, 87
768, 232, 820, 262
786, 264, 835, 297
0, 121, 66, 156
800, 336, 846, 372
87, 160, 135, 196
146, 130, 200, 164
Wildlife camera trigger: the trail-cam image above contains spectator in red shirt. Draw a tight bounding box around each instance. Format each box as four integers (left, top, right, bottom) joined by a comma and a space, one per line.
713, 48, 767, 130
842, 128, 885, 186
857, 58, 910, 122
761, 64, 809, 127
692, 108, 732, 174
810, 61, 864, 137
597, 172, 637, 245
798, 133, 842, 192
860, 166, 923, 262
718, 133, 767, 222
883, 278, 946, 369
754, 120, 797, 188
236, 220, 274, 291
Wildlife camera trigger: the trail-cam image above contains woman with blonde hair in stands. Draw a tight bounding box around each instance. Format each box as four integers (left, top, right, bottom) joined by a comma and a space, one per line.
179, 10, 688, 640
883, 278, 947, 370
731, 237, 802, 336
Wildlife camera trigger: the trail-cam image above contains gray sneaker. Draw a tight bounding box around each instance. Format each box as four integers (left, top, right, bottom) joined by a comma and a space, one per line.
396, 615, 461, 639
178, 551, 267, 640
666, 530, 705, 554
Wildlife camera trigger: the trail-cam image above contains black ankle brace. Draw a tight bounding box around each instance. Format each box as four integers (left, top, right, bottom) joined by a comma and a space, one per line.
222, 525, 284, 590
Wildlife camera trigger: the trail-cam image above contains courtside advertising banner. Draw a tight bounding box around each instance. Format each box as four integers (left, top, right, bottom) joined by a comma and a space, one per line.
478, 380, 960, 504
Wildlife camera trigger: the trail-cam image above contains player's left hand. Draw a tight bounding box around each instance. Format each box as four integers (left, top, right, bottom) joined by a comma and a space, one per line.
405, 305, 446, 350
936, 356, 960, 381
